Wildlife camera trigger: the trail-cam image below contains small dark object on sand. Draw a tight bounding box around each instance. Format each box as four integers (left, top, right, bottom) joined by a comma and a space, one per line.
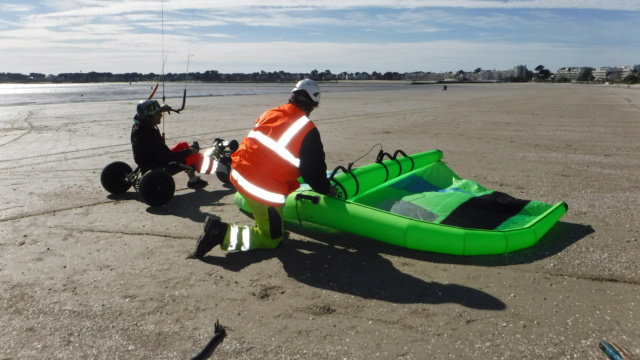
190, 319, 226, 360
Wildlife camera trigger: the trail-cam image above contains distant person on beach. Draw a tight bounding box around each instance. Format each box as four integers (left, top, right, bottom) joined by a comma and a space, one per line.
131, 99, 208, 189
193, 79, 337, 257
443, 85, 448, 91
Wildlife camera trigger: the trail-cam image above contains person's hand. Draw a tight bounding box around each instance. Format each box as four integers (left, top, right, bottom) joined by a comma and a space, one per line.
326, 185, 339, 197
160, 104, 172, 113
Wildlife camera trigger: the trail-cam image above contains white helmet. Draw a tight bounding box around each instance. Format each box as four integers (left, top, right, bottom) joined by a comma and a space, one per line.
292, 78, 321, 103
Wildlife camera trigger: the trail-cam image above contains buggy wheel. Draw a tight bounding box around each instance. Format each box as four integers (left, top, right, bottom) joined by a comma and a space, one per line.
138, 169, 175, 206
215, 171, 231, 185
101, 161, 134, 194
215, 157, 232, 185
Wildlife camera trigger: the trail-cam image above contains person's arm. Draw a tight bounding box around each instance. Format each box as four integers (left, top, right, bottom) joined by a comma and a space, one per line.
145, 127, 192, 164
299, 128, 333, 195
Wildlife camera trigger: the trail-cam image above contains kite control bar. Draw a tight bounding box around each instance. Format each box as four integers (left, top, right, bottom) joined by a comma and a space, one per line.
148, 83, 187, 113
169, 88, 187, 113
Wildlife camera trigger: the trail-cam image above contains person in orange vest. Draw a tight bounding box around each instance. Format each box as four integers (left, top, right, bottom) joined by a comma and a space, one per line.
193, 79, 337, 256
131, 99, 208, 189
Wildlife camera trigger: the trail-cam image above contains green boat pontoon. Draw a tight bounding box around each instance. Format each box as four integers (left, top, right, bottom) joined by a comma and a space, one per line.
235, 149, 567, 255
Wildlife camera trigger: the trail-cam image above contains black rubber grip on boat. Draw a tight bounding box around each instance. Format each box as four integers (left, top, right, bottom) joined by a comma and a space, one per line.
295, 194, 320, 204
392, 149, 414, 172
330, 165, 358, 198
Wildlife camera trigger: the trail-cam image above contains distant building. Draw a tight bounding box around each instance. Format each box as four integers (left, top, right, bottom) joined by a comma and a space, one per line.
350, 72, 371, 80
424, 72, 445, 82
615, 65, 640, 82
554, 67, 589, 82
471, 66, 528, 82
513, 65, 529, 79
468, 70, 502, 82
592, 67, 614, 82
591, 65, 639, 83
404, 71, 427, 81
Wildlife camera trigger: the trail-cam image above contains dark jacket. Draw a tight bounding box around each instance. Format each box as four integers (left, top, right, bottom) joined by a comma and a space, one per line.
299, 127, 331, 195
130, 116, 191, 172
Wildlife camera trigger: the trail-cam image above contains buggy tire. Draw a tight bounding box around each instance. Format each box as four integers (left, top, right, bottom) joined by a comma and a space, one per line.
215, 171, 231, 185
101, 161, 134, 194
215, 157, 232, 185
139, 169, 175, 206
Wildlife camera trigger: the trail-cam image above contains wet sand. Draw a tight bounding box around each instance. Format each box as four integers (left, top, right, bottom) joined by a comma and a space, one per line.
1, 83, 639, 359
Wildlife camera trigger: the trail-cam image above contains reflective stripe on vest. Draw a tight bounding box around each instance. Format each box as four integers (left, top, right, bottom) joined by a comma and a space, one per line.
231, 169, 287, 205
247, 115, 310, 168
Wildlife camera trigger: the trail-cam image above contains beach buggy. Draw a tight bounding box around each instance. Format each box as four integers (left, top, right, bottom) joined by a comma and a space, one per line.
100, 97, 238, 206
101, 137, 238, 206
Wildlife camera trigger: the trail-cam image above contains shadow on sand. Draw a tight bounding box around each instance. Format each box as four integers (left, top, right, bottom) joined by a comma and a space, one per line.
282, 219, 594, 267
198, 211, 592, 311
201, 233, 507, 311
144, 185, 236, 223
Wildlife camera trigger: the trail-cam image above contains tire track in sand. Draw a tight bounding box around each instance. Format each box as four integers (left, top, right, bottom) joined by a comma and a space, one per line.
0, 111, 34, 147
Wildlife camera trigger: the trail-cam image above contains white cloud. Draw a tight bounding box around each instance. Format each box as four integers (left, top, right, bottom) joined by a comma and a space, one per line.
182, 0, 640, 11
1, 1, 638, 74
1, 4, 34, 12
12, 0, 640, 26
177, 0, 640, 11
3, 36, 638, 75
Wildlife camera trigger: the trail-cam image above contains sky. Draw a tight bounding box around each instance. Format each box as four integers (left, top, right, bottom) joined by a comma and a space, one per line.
1, 0, 639, 76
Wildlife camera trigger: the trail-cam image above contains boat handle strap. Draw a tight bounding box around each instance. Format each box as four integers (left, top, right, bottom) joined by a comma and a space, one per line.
294, 194, 320, 204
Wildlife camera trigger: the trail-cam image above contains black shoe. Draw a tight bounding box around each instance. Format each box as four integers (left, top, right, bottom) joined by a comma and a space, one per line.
187, 177, 208, 189
194, 216, 226, 258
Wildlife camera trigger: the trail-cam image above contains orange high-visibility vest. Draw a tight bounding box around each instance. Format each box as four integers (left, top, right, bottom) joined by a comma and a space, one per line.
230, 103, 317, 207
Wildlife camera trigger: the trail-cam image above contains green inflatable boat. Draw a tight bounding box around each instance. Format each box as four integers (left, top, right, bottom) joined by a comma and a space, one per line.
234, 149, 567, 255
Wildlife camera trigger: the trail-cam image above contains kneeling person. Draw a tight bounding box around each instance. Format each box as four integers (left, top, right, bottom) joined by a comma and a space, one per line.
194, 79, 337, 257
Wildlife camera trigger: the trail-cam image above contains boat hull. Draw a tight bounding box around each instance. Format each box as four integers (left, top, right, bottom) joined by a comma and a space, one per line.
235, 150, 567, 255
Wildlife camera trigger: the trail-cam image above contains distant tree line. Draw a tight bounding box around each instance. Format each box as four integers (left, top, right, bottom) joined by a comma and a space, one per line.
0, 69, 408, 84
1, 65, 637, 84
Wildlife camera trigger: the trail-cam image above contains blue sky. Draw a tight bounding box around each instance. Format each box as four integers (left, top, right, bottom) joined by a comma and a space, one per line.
1, 1, 638, 75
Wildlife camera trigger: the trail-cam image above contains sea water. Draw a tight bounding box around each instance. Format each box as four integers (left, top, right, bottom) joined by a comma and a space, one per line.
0, 81, 412, 107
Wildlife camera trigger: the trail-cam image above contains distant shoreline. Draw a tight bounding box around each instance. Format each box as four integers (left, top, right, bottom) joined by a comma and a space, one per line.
1, 79, 629, 86
0, 79, 403, 85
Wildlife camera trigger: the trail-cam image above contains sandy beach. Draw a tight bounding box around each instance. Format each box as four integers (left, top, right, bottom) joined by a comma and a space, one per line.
1, 82, 639, 359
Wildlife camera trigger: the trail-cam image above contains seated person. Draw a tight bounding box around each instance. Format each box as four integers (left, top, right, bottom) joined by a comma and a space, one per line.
131, 99, 207, 189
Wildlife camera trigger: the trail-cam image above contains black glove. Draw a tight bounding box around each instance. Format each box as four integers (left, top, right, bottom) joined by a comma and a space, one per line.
191, 141, 200, 151
326, 185, 339, 197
